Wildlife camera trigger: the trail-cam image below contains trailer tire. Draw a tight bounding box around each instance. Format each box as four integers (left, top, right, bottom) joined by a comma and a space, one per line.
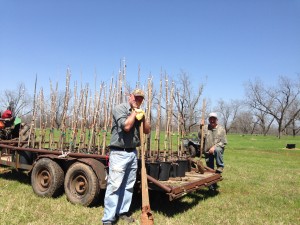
18, 143, 33, 165
64, 162, 100, 207
31, 158, 64, 197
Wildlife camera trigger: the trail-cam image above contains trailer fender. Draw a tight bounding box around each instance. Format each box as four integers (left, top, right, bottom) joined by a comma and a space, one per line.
31, 155, 107, 189
29, 154, 66, 171
77, 158, 107, 189
29, 154, 61, 174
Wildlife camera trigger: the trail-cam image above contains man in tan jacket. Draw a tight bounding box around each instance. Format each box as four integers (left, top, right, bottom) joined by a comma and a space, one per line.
199, 112, 227, 174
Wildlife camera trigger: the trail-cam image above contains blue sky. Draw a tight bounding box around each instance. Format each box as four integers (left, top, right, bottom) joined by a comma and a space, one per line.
1, 1, 300, 105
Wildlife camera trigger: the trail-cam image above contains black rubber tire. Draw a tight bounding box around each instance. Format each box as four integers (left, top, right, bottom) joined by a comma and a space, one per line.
11, 123, 21, 139
64, 162, 100, 207
188, 144, 197, 158
31, 158, 64, 197
18, 143, 33, 164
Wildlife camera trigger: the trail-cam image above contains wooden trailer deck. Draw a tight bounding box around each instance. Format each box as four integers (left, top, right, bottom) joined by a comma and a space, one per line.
146, 170, 222, 200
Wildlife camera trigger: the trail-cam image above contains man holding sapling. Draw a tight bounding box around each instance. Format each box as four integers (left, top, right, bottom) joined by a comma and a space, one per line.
102, 89, 150, 225
198, 112, 227, 174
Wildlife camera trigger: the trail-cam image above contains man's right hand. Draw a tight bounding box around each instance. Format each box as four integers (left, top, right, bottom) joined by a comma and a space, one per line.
208, 146, 215, 154
134, 108, 145, 121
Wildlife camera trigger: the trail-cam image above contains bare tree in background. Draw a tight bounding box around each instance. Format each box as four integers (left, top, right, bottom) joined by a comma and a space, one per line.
285, 98, 300, 136
0, 83, 31, 116
173, 71, 204, 134
230, 109, 275, 135
253, 110, 275, 135
214, 99, 242, 133
231, 111, 255, 134
245, 75, 300, 138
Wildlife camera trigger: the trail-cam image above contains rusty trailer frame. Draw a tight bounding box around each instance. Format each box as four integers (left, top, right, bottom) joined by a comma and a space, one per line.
0, 142, 222, 202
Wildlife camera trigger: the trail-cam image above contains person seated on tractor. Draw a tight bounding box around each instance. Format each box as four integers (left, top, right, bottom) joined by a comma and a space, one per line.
1, 106, 14, 127
2, 106, 13, 119
0, 106, 16, 140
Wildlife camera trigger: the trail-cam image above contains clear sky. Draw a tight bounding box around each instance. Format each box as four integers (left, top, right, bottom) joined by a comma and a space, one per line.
1, 0, 300, 105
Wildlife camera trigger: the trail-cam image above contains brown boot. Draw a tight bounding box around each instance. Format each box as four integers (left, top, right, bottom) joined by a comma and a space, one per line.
216, 167, 224, 173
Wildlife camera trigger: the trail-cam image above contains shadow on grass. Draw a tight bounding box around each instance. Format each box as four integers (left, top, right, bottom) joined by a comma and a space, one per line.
0, 167, 31, 185
129, 188, 219, 217
93, 186, 220, 214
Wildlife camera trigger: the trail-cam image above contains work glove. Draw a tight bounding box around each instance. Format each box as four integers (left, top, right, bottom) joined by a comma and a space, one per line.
135, 108, 145, 121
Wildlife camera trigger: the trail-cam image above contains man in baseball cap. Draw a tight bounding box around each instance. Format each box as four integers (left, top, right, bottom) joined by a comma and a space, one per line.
199, 112, 227, 189
131, 89, 145, 98
208, 112, 218, 119
102, 87, 150, 225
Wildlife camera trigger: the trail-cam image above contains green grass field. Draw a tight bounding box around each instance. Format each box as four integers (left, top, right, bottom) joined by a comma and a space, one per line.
1, 134, 300, 225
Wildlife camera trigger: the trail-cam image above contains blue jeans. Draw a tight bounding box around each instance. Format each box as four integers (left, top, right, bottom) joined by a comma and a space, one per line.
205, 146, 224, 169
102, 149, 138, 223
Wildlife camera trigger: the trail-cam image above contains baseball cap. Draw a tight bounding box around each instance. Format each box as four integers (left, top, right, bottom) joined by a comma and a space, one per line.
132, 89, 145, 98
209, 112, 218, 119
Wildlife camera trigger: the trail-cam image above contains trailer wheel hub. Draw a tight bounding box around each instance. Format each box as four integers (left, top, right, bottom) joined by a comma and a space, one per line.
74, 175, 87, 194
39, 170, 50, 189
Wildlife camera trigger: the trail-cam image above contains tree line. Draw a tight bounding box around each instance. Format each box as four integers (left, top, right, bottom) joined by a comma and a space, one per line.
214, 75, 300, 138
1, 67, 299, 139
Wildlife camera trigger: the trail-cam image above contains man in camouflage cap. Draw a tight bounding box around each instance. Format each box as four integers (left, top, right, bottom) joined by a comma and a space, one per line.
198, 112, 227, 175
102, 88, 150, 225
131, 88, 145, 98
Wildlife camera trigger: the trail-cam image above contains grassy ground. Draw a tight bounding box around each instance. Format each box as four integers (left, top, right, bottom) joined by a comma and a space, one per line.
0, 134, 300, 225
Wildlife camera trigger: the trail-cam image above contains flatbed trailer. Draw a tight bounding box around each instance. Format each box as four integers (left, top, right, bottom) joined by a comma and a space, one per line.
0, 141, 222, 206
